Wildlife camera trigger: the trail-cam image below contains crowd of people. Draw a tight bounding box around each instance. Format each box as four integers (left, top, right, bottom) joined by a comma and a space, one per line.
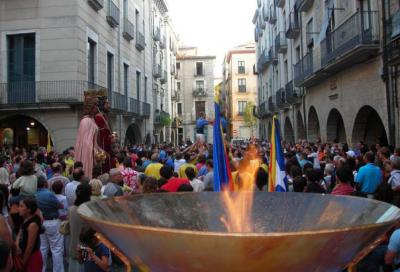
0, 139, 400, 271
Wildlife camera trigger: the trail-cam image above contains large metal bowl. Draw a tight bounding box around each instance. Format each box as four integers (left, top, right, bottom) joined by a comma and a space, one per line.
78, 192, 400, 272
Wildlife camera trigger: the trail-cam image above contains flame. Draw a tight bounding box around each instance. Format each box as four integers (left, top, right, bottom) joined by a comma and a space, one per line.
220, 145, 260, 233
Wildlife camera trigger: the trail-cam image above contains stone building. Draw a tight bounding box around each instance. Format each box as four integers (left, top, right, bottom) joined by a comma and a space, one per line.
0, 0, 178, 151
254, 0, 395, 147
222, 43, 257, 140
175, 47, 215, 144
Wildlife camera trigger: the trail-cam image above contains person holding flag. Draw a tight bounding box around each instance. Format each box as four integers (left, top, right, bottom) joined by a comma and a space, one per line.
268, 116, 288, 192
213, 85, 233, 191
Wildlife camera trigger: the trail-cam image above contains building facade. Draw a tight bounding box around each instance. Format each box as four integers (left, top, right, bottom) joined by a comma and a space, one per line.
175, 47, 215, 144
254, 0, 395, 147
0, 0, 178, 151
222, 43, 257, 140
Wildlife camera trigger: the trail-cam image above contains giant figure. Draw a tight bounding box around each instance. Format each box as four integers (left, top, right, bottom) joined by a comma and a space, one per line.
95, 93, 113, 173
75, 91, 105, 179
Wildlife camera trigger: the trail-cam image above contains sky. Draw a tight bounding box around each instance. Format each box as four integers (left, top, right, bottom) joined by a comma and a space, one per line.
167, 0, 255, 77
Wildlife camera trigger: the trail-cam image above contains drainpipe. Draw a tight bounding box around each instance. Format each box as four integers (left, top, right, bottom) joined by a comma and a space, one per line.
381, 0, 395, 146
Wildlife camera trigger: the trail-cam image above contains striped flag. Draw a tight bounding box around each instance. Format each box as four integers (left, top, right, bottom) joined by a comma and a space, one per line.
213, 84, 233, 191
268, 116, 288, 192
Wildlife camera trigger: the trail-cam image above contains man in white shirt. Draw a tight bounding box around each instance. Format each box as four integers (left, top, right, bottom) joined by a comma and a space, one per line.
65, 168, 84, 206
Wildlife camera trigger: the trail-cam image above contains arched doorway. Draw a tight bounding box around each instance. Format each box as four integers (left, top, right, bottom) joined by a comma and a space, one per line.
0, 115, 50, 149
284, 117, 295, 144
352, 106, 388, 146
326, 108, 347, 143
297, 111, 306, 140
307, 106, 320, 142
267, 122, 272, 141
125, 123, 142, 146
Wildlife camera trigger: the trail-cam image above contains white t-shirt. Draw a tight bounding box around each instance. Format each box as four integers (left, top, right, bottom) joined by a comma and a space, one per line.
190, 178, 205, 192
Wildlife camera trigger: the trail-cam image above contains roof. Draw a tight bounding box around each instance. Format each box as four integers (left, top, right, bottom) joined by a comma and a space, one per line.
177, 55, 216, 60
225, 43, 256, 63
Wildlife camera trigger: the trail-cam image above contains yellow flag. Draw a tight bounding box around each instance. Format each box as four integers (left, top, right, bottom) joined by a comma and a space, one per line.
47, 133, 52, 152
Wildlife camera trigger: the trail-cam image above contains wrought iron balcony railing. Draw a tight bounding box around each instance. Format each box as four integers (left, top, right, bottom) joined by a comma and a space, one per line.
88, 0, 104, 11
238, 66, 246, 74
257, 48, 271, 72
285, 80, 301, 104
298, 0, 314, 12
106, 0, 119, 27
135, 31, 145, 51
269, 5, 277, 24
0, 80, 105, 105
154, 110, 171, 126
286, 11, 300, 39
294, 51, 313, 87
141, 102, 151, 117
129, 98, 140, 115
160, 35, 166, 49
153, 27, 160, 41
275, 31, 288, 53
276, 0, 285, 8
192, 88, 207, 97
320, 11, 379, 68
112, 92, 127, 112
153, 64, 162, 78
160, 70, 167, 84
123, 18, 134, 41
238, 85, 246, 92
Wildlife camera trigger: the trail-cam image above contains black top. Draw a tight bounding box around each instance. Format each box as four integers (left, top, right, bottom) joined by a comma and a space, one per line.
19, 215, 41, 255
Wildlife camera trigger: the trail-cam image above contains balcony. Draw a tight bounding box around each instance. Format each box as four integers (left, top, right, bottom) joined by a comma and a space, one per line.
298, 0, 314, 12
257, 48, 271, 72
154, 110, 170, 126
123, 18, 134, 41
153, 27, 160, 41
0, 80, 107, 107
141, 102, 151, 118
153, 64, 162, 78
285, 80, 301, 104
269, 47, 278, 65
238, 85, 246, 92
275, 89, 285, 109
268, 96, 275, 113
257, 0, 261, 8
253, 64, 258, 75
135, 31, 145, 51
294, 51, 313, 87
129, 98, 140, 115
262, 4, 269, 21
112, 92, 127, 112
160, 35, 166, 49
171, 90, 180, 101
269, 6, 277, 24
254, 27, 260, 42
276, 0, 285, 8
170, 63, 176, 75
106, 0, 119, 28
387, 10, 400, 65
160, 70, 168, 84
258, 101, 267, 118
275, 32, 287, 54
88, 0, 104, 11
192, 88, 207, 97
259, 15, 266, 30
286, 11, 300, 39
238, 66, 246, 74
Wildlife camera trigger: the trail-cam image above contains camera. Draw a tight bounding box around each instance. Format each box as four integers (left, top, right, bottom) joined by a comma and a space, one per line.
79, 246, 90, 261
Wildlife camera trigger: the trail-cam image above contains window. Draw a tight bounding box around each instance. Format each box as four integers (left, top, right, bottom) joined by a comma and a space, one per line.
295, 46, 301, 62
195, 80, 204, 90
123, 0, 128, 17
195, 101, 206, 119
135, 9, 140, 34
87, 38, 96, 84
238, 78, 246, 92
177, 102, 183, 116
123, 64, 129, 96
176, 62, 180, 70
284, 60, 288, 84
238, 61, 245, 74
177, 81, 181, 91
144, 76, 147, 102
306, 18, 314, 47
238, 101, 247, 116
7, 33, 35, 82
107, 52, 114, 92
195, 62, 203, 76
136, 71, 141, 100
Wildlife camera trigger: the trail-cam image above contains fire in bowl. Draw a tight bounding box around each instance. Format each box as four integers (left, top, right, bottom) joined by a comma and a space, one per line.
78, 192, 400, 272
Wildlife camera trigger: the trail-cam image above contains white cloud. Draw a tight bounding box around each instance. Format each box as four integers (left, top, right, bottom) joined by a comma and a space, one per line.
168, 0, 254, 76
